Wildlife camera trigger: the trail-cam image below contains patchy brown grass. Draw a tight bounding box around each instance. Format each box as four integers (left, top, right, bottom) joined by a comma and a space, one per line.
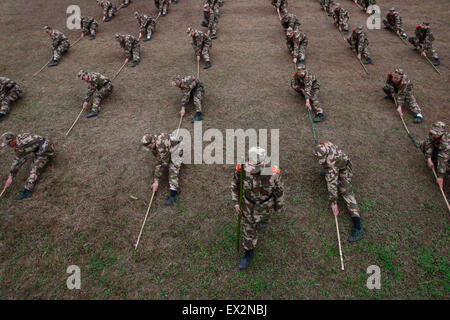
0, 0, 448, 299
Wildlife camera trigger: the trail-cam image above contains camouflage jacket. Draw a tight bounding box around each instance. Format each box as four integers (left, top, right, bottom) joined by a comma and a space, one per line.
287, 30, 308, 57
137, 14, 156, 33
179, 76, 203, 108
422, 132, 449, 178
191, 31, 212, 56
282, 13, 300, 30
320, 142, 351, 202
333, 7, 349, 25
0, 77, 17, 99
84, 72, 112, 102
415, 25, 435, 48
9, 134, 49, 176
81, 17, 97, 33
119, 35, 139, 58
272, 0, 287, 9
151, 133, 183, 181
206, 8, 219, 28
231, 163, 284, 211
49, 29, 69, 49
348, 30, 369, 53
386, 11, 402, 29
384, 74, 413, 106
101, 1, 116, 16
291, 71, 319, 97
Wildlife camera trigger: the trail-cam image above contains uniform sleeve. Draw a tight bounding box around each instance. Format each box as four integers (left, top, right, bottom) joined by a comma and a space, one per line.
357, 35, 366, 53
273, 175, 284, 211
103, 4, 108, 16
437, 139, 449, 178
10, 155, 26, 177
180, 84, 194, 108
396, 81, 409, 105
193, 40, 201, 56
293, 35, 300, 57
84, 82, 96, 102
231, 168, 241, 203
304, 74, 313, 97
325, 167, 339, 202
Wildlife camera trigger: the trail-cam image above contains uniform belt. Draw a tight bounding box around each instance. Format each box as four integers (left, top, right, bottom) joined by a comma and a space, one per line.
245, 194, 273, 205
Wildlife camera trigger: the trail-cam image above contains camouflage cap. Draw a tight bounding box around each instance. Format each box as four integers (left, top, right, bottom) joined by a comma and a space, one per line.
423, 21, 430, 26
356, 25, 363, 33
389, 7, 395, 11
115, 34, 123, 40
248, 147, 269, 166
171, 75, 182, 86
134, 11, 139, 17
394, 68, 404, 76
78, 70, 87, 79
286, 27, 294, 35
296, 64, 307, 75
43, 25, 51, 31
186, 27, 193, 34
429, 121, 446, 136
1, 132, 15, 147
313, 142, 328, 158
141, 134, 155, 147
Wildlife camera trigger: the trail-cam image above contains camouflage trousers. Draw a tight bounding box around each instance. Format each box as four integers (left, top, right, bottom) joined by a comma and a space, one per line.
335, 17, 349, 32
241, 200, 273, 251
287, 42, 307, 61
419, 142, 449, 178
91, 83, 113, 113
190, 84, 204, 112
356, 45, 370, 60
382, 86, 422, 116
294, 87, 323, 115
333, 167, 360, 218
25, 140, 55, 191
198, 45, 211, 62
128, 44, 141, 62
53, 41, 70, 62
84, 22, 98, 36
320, 0, 334, 15
105, 6, 116, 18
382, 19, 405, 35
0, 85, 22, 115
159, 161, 181, 191
143, 22, 156, 38
155, 0, 169, 15
282, 20, 300, 31
278, 4, 288, 16
408, 38, 439, 59
358, 0, 375, 10
208, 16, 219, 35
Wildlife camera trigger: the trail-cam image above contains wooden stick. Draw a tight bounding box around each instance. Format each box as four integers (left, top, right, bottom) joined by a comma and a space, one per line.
32, 57, 53, 77
66, 105, 87, 136
134, 190, 156, 250
277, 8, 281, 20
71, 36, 83, 48
356, 55, 369, 74
431, 167, 450, 212
423, 55, 441, 75
197, 59, 200, 80
175, 115, 183, 138
112, 59, 128, 81
0, 185, 7, 198
334, 215, 345, 271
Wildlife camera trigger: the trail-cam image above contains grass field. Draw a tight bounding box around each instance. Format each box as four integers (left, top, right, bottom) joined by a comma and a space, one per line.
0, 0, 448, 299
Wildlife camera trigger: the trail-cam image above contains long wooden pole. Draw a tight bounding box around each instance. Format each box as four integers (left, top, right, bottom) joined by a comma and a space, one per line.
71, 36, 83, 48
65, 105, 87, 136
134, 190, 156, 250
32, 57, 53, 77
334, 215, 345, 271
112, 59, 128, 81
0, 185, 7, 198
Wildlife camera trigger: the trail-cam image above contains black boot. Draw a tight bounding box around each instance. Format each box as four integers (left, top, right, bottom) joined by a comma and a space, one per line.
104, 17, 112, 22
210, 34, 217, 40
143, 35, 151, 42
203, 61, 212, 69
239, 249, 254, 270
201, 21, 208, 27
89, 34, 96, 40
348, 217, 364, 242
131, 60, 140, 67
48, 60, 58, 67
86, 111, 99, 118
191, 111, 203, 123
433, 58, 440, 66
384, 95, 393, 100
163, 190, 179, 206
413, 115, 424, 124
363, 57, 372, 64
0, 113, 5, 121
313, 113, 325, 122
120, 3, 129, 8
13, 189, 32, 200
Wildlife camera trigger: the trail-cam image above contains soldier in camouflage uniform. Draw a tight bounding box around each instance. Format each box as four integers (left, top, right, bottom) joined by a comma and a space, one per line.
80, 16, 98, 40
313, 142, 363, 242
155, 0, 170, 17
43, 26, 70, 67
78, 70, 113, 118
171, 75, 204, 122
281, 12, 301, 31
333, 3, 349, 34
291, 65, 325, 122
115, 34, 140, 67
201, 3, 219, 39
120, 0, 131, 8
187, 28, 212, 69
1, 132, 55, 200
320, 0, 334, 16
382, 68, 424, 123
355, 0, 376, 12
347, 25, 372, 64
231, 147, 284, 270
420, 121, 449, 190
0, 77, 22, 121
135, 11, 157, 42
97, 0, 116, 22
382, 8, 407, 39
408, 22, 440, 66
141, 132, 184, 205
286, 27, 308, 66
272, 0, 288, 17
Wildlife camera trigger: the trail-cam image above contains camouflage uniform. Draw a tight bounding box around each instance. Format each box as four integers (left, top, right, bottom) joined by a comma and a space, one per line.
48, 29, 70, 62
177, 76, 204, 113
383, 71, 422, 116
117, 34, 140, 62
136, 13, 156, 39
81, 17, 98, 37
8, 133, 55, 192
231, 163, 284, 251
316, 142, 360, 217
357, 0, 376, 11
408, 23, 439, 60
320, 0, 334, 15
145, 133, 183, 192
420, 124, 449, 179
0, 77, 22, 116
190, 30, 212, 63
291, 68, 323, 116
272, 0, 288, 16
202, 4, 219, 37
99, 0, 116, 19
82, 72, 113, 114
383, 9, 405, 35
286, 28, 308, 62
281, 13, 300, 30
347, 28, 370, 60
333, 6, 349, 32
154, 0, 169, 15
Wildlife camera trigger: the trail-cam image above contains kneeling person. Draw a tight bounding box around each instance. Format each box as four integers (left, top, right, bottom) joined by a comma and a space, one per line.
0, 77, 22, 121
171, 75, 204, 122
78, 70, 113, 118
